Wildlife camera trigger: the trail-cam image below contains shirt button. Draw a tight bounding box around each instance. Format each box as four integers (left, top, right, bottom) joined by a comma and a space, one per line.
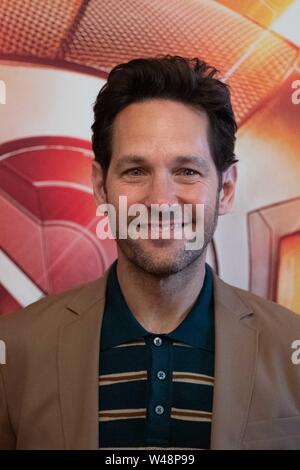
155, 405, 164, 415
153, 337, 162, 346
157, 370, 166, 380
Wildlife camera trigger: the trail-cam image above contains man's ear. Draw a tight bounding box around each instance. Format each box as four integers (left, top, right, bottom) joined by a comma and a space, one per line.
218, 164, 237, 216
91, 160, 107, 206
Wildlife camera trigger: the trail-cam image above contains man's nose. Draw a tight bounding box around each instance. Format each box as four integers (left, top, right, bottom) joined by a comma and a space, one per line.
145, 174, 178, 206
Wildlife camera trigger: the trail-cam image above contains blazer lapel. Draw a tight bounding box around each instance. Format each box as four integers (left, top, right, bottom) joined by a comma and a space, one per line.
58, 269, 110, 450
210, 273, 260, 449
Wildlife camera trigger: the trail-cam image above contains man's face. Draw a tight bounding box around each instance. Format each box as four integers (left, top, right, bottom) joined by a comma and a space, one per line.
93, 99, 235, 276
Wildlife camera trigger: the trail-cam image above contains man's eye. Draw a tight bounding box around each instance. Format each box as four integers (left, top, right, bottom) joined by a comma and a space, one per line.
124, 168, 144, 176
177, 168, 200, 176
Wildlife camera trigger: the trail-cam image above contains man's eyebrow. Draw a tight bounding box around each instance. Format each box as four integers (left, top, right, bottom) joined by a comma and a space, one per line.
172, 155, 210, 171
114, 154, 210, 171
114, 155, 148, 170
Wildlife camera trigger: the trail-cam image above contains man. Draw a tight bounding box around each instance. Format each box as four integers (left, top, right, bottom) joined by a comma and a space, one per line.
0, 56, 300, 450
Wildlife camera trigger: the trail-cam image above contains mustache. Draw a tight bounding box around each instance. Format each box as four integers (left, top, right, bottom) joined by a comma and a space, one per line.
127, 213, 195, 226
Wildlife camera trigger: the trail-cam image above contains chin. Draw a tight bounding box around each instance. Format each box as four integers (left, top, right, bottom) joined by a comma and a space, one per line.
118, 239, 203, 277
136, 260, 187, 277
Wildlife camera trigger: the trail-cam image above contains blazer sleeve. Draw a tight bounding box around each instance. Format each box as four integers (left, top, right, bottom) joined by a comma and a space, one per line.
0, 366, 16, 449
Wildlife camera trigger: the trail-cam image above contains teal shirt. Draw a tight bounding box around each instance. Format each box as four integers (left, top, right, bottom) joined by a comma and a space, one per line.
99, 260, 215, 449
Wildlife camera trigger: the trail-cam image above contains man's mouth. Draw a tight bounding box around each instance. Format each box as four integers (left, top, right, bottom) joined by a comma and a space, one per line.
137, 222, 190, 230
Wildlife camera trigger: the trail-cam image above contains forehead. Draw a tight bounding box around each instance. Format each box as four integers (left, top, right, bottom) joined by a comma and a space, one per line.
111, 99, 211, 160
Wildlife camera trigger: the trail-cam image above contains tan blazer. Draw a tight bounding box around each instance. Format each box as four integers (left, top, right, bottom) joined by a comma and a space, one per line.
1, 266, 300, 450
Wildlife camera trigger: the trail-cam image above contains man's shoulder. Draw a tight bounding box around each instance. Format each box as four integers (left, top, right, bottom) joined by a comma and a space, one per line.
212, 268, 299, 326
235, 284, 298, 318
0, 276, 105, 337
0, 275, 108, 386
222, 277, 300, 331
213, 275, 300, 372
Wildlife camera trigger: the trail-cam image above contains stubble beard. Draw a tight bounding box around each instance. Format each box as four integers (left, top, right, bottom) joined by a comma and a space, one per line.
116, 195, 220, 278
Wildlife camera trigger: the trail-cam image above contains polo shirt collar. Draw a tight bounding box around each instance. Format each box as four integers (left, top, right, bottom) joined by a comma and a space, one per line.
167, 263, 214, 351
100, 260, 214, 352
100, 261, 149, 350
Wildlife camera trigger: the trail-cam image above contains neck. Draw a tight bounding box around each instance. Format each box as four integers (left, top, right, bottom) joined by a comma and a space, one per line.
116, 253, 207, 334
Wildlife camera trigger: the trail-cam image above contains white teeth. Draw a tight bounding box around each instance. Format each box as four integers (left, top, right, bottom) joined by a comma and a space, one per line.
138, 223, 190, 229
138, 223, 188, 229
155, 224, 183, 230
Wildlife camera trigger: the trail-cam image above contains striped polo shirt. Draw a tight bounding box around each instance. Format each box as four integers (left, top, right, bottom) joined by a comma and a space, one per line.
99, 260, 215, 449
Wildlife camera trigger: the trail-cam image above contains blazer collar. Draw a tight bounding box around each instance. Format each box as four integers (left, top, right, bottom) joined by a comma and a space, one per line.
65, 265, 253, 318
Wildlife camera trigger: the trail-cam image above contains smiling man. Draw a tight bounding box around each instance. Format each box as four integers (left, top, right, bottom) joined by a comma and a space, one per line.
0, 56, 300, 450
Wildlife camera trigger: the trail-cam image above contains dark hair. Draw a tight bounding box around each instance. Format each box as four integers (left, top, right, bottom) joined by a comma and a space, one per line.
91, 55, 238, 181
